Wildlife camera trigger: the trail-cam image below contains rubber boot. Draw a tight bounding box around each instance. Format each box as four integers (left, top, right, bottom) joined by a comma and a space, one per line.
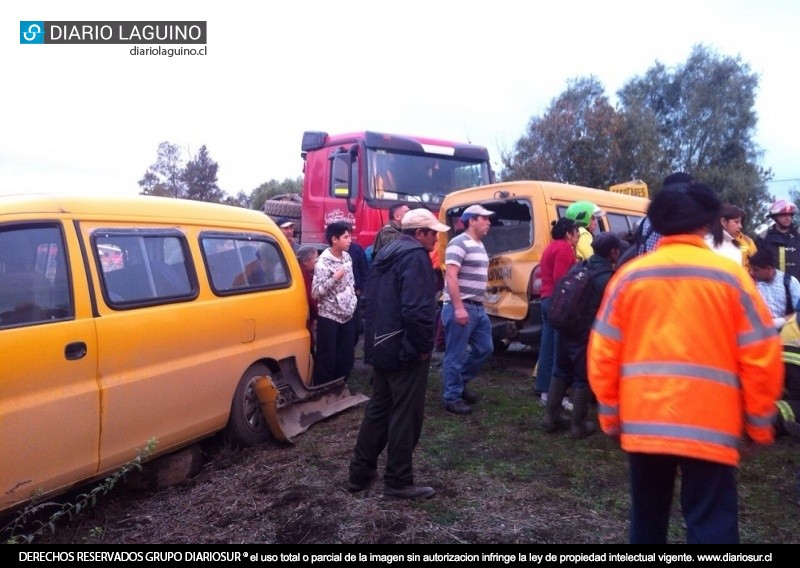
542, 376, 569, 432
570, 387, 597, 439
775, 401, 800, 438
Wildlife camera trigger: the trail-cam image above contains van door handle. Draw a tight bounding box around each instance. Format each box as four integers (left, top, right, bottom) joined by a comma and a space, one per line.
65, 342, 87, 360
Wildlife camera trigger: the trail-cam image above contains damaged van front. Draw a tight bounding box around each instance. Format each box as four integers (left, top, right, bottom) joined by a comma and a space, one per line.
438, 181, 648, 351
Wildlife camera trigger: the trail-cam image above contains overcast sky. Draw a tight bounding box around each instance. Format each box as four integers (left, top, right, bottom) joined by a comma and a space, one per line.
3, 0, 799, 201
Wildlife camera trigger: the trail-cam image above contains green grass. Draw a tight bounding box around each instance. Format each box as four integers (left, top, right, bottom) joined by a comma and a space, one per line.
414, 362, 800, 544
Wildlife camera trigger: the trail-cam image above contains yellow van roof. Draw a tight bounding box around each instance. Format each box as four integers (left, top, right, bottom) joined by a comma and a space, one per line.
441, 180, 649, 211
0, 193, 273, 226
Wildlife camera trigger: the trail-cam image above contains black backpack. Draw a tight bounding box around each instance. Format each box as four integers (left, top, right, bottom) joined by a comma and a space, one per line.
548, 261, 612, 335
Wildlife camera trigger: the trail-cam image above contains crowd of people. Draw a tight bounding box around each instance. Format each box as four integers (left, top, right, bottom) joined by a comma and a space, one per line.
540, 175, 797, 543
270, 178, 796, 543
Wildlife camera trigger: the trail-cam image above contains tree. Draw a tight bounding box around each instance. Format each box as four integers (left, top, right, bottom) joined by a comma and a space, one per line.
222, 190, 251, 208
502, 76, 625, 189
619, 44, 772, 232
504, 45, 772, 234
612, 104, 664, 190
182, 145, 225, 203
138, 142, 185, 198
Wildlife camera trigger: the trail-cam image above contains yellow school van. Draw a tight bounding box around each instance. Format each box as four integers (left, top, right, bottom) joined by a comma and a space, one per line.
0, 194, 366, 514
437, 181, 649, 351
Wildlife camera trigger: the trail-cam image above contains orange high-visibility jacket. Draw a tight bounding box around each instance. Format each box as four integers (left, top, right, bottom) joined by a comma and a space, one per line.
588, 234, 784, 466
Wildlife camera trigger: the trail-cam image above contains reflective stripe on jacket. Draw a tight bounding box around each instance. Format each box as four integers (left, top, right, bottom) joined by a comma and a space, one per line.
588, 234, 784, 467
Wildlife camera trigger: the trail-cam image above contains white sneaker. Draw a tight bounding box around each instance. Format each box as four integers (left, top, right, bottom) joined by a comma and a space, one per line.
538, 392, 548, 407
561, 397, 574, 412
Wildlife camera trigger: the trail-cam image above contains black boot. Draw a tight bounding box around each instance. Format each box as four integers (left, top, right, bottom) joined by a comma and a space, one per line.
542, 376, 569, 432
775, 401, 800, 438
570, 387, 597, 439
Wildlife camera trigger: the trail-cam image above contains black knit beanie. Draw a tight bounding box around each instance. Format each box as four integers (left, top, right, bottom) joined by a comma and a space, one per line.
648, 182, 721, 236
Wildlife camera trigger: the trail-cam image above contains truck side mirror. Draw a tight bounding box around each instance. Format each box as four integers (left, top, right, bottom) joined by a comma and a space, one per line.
330, 152, 352, 199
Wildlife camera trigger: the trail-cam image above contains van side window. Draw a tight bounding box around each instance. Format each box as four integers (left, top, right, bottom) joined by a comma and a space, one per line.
93, 231, 195, 306
202, 235, 290, 294
0, 225, 73, 328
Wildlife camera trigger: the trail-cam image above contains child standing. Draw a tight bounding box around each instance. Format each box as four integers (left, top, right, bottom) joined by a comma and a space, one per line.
312, 221, 358, 384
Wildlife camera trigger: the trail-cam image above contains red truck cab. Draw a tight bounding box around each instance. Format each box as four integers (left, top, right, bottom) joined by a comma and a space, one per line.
300, 131, 494, 249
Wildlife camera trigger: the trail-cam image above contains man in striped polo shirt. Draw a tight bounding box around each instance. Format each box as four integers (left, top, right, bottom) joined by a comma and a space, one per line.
441, 204, 495, 415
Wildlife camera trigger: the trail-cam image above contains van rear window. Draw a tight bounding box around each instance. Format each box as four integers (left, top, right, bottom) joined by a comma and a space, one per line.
447, 199, 533, 256
201, 236, 290, 294
93, 230, 195, 307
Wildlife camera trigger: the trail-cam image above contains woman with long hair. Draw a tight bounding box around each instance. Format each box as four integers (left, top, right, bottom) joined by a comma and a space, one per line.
534, 217, 580, 404
706, 203, 755, 267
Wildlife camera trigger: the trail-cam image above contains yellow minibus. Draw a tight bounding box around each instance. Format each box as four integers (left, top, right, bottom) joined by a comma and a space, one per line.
0, 194, 365, 514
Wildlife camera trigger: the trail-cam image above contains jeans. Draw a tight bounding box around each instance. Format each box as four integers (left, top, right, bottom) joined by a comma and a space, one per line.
535, 296, 558, 394
441, 302, 493, 404
553, 329, 589, 389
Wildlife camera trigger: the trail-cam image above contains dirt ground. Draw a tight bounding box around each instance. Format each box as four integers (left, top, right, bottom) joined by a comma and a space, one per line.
29, 346, 563, 545
32, 409, 604, 545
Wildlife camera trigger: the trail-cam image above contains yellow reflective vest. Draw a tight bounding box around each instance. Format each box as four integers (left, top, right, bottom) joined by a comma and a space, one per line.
575, 226, 593, 261
736, 231, 757, 270
780, 314, 800, 367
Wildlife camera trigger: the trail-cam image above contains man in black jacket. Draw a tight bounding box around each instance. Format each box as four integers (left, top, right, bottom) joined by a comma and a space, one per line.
348, 208, 448, 500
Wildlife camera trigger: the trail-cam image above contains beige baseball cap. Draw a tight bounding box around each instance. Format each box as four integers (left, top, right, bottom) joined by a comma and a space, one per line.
401, 208, 449, 232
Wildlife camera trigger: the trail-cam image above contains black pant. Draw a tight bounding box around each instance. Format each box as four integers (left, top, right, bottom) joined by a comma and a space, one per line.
628, 452, 739, 544
352, 295, 365, 346
349, 359, 430, 488
786, 363, 800, 400
313, 316, 355, 384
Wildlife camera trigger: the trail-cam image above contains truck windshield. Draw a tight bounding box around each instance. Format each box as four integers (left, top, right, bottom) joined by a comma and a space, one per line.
366, 148, 490, 206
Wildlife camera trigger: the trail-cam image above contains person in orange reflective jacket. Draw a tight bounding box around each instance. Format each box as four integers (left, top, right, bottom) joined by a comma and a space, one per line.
588, 181, 783, 545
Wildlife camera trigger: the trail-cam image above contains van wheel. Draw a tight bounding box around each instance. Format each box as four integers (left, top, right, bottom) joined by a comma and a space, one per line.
225, 364, 272, 446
